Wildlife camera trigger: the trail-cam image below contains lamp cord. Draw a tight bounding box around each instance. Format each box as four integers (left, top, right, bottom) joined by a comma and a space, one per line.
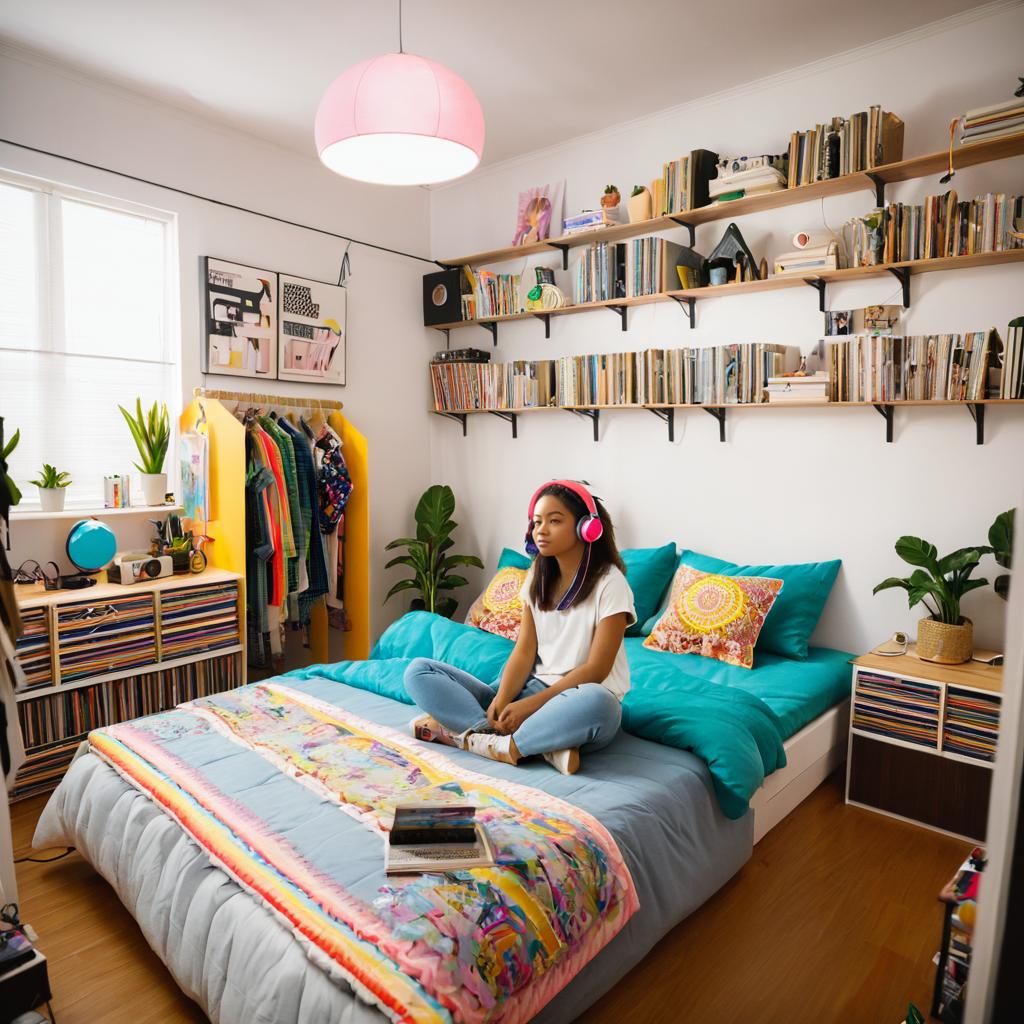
398, 0, 404, 53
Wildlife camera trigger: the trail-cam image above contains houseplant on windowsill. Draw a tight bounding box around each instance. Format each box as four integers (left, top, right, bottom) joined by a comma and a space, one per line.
873, 536, 988, 664
30, 463, 71, 513
384, 484, 483, 619
119, 398, 170, 506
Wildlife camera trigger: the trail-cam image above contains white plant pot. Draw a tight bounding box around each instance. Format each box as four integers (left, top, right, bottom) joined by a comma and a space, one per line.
628, 189, 652, 223
38, 487, 66, 513
141, 473, 167, 507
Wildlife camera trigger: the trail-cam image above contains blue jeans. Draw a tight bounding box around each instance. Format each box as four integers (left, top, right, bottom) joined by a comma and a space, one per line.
403, 657, 622, 758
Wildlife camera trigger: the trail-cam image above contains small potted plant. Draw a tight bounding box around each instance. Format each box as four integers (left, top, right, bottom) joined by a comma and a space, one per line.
30, 463, 71, 512
873, 536, 988, 663
601, 185, 621, 210
628, 184, 652, 223
119, 398, 170, 507
384, 484, 483, 619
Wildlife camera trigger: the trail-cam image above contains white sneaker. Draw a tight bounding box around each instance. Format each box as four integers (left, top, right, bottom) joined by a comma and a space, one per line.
542, 748, 580, 775
463, 732, 520, 765
409, 714, 459, 747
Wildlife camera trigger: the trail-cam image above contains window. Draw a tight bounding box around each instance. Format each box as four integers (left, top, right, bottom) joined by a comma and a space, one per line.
0, 171, 179, 510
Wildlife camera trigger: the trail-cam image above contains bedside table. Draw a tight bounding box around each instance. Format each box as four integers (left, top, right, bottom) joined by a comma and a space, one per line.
845, 645, 1001, 841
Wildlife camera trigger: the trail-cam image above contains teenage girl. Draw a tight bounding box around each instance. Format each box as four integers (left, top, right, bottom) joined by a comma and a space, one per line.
404, 480, 635, 775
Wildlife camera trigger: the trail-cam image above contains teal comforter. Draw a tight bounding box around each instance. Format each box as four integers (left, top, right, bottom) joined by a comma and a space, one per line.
288, 612, 852, 820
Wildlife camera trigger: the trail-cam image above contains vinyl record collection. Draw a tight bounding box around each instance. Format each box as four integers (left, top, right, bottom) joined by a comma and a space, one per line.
852, 671, 941, 748
943, 687, 1001, 762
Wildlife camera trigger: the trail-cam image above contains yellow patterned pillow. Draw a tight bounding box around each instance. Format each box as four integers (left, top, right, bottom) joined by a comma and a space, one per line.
465, 567, 528, 641
642, 564, 783, 669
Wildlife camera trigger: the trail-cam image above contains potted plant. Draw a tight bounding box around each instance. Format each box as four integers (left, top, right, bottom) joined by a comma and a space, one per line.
627, 184, 652, 223
119, 398, 170, 506
2, 427, 21, 507
873, 536, 988, 664
30, 463, 71, 512
988, 508, 1014, 600
384, 484, 483, 619
601, 185, 621, 210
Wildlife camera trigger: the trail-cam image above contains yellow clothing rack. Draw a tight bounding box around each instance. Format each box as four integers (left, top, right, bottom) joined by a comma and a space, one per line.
181, 389, 369, 667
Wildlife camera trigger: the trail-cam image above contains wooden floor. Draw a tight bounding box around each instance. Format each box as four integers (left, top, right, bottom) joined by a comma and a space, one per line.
11, 770, 967, 1023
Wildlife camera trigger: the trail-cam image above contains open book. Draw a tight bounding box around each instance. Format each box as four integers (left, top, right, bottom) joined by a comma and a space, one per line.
385, 801, 496, 874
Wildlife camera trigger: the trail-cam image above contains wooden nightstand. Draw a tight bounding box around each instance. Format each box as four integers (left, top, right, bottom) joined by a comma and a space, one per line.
845, 646, 1001, 841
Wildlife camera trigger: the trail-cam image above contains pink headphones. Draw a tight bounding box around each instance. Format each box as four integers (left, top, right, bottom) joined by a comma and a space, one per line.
525, 480, 604, 556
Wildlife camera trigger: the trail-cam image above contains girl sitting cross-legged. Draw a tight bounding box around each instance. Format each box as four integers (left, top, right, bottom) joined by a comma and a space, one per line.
404, 479, 635, 775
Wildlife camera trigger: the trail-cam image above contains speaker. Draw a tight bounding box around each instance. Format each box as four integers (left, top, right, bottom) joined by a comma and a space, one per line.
422, 269, 462, 326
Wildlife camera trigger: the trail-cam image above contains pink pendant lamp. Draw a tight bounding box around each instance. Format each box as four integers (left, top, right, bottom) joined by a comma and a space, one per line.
315, 8, 484, 186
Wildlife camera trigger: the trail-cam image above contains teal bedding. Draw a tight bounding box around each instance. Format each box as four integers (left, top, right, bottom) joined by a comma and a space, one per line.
289, 612, 852, 821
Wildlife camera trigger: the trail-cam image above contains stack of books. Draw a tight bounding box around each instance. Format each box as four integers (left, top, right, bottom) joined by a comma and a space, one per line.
653, 149, 719, 216
773, 241, 841, 276
473, 270, 523, 319
766, 373, 830, 404
826, 330, 996, 402
624, 237, 688, 297
385, 802, 495, 875
1000, 319, 1024, 399
788, 106, 903, 186
574, 241, 625, 304
959, 98, 1024, 146
709, 154, 788, 203
563, 209, 618, 235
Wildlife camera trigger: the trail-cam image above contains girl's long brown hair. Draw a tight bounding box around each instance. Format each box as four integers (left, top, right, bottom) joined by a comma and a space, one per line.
528, 483, 625, 611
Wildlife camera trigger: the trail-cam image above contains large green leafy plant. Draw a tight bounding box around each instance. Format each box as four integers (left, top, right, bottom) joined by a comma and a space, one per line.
873, 536, 988, 624
119, 399, 170, 475
384, 484, 483, 619
988, 508, 1014, 600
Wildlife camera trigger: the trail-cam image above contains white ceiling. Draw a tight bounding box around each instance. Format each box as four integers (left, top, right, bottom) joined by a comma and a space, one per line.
0, 0, 993, 170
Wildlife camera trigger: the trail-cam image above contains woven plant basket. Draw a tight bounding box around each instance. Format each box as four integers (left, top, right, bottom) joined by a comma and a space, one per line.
918, 616, 973, 664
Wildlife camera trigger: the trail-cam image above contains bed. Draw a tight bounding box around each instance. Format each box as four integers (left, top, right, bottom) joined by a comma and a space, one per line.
33, 611, 852, 1023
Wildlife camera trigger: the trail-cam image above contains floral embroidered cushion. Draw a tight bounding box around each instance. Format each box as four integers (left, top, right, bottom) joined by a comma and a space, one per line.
465, 566, 529, 641
642, 564, 783, 669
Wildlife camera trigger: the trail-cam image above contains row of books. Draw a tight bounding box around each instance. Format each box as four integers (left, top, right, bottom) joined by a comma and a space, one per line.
13, 654, 243, 799
650, 149, 719, 216
843, 192, 1024, 267
942, 687, 1000, 763
472, 270, 523, 319
853, 672, 941, 748
573, 237, 689, 304
431, 343, 800, 410
826, 331, 997, 403
1000, 320, 1024, 399
959, 97, 1024, 145
787, 107, 904, 187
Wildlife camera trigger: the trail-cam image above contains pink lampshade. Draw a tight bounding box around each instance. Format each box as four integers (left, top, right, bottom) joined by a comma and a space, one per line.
315, 53, 485, 186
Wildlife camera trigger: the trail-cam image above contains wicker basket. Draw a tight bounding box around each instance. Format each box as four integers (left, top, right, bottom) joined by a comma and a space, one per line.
917, 616, 973, 664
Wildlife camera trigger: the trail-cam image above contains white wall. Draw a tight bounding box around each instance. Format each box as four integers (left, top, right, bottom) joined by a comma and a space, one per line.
428, 3, 1024, 655
0, 43, 435, 644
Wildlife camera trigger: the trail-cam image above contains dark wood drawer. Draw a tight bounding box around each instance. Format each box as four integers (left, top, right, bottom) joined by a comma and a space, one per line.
848, 733, 991, 840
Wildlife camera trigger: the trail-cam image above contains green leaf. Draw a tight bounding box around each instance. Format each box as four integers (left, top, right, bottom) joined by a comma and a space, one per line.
989, 508, 1015, 569
414, 485, 455, 535
995, 574, 1010, 600
436, 575, 468, 590
872, 577, 911, 595
4, 473, 21, 506
441, 555, 485, 571
384, 537, 420, 550
384, 579, 420, 603
434, 596, 458, 619
384, 554, 421, 571
936, 547, 982, 575
2, 428, 20, 460
894, 536, 938, 570
959, 578, 989, 595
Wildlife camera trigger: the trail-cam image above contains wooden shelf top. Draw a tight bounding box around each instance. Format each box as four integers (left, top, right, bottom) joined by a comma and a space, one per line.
10, 504, 183, 522
854, 645, 1003, 693
430, 248, 1024, 331
432, 399, 1024, 415
15, 566, 243, 609
436, 132, 1024, 269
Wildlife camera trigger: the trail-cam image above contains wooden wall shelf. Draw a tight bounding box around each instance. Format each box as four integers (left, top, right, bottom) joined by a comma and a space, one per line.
432, 248, 1024, 339
435, 132, 1024, 270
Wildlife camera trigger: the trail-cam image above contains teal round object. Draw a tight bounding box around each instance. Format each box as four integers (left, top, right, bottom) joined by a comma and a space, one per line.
66, 518, 117, 571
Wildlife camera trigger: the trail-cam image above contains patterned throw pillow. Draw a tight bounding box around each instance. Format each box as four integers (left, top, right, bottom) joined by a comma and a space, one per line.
642, 564, 783, 669
465, 567, 529, 641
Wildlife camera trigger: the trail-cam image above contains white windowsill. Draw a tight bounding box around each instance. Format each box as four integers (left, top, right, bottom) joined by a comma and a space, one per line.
10, 504, 183, 522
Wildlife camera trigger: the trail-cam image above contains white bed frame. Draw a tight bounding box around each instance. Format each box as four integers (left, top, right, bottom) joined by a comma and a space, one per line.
749, 698, 851, 844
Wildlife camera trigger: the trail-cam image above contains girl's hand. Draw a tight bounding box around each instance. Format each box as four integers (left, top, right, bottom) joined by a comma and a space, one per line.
497, 694, 544, 735
486, 698, 506, 730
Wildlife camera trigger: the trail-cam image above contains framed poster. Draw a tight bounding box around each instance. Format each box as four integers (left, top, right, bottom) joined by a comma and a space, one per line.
277, 274, 347, 385
202, 257, 277, 378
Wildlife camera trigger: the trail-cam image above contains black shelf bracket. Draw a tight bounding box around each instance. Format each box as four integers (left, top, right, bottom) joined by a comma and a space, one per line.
887, 266, 911, 308
607, 305, 628, 331
865, 172, 885, 207
549, 243, 570, 271
669, 294, 696, 329
806, 278, 827, 312
667, 217, 696, 247
435, 327, 451, 349
480, 321, 498, 345
438, 412, 468, 436
533, 312, 551, 339
649, 407, 675, 441
967, 403, 986, 445
703, 407, 727, 442
489, 410, 518, 438
568, 408, 600, 442
873, 403, 894, 443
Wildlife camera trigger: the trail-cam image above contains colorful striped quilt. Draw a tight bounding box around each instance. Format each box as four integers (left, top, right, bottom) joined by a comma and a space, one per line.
88, 682, 639, 1024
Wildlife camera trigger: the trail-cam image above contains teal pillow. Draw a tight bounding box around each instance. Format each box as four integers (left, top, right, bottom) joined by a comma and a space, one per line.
641, 550, 841, 660
495, 543, 676, 637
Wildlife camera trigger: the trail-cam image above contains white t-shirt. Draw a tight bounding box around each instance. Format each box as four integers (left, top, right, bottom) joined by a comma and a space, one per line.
518, 564, 636, 700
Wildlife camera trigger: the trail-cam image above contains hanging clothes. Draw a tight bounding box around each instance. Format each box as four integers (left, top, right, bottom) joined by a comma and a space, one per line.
244, 431, 275, 669
311, 421, 353, 630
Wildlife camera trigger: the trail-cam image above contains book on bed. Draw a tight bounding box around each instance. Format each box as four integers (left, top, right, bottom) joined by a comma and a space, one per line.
385, 802, 496, 874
